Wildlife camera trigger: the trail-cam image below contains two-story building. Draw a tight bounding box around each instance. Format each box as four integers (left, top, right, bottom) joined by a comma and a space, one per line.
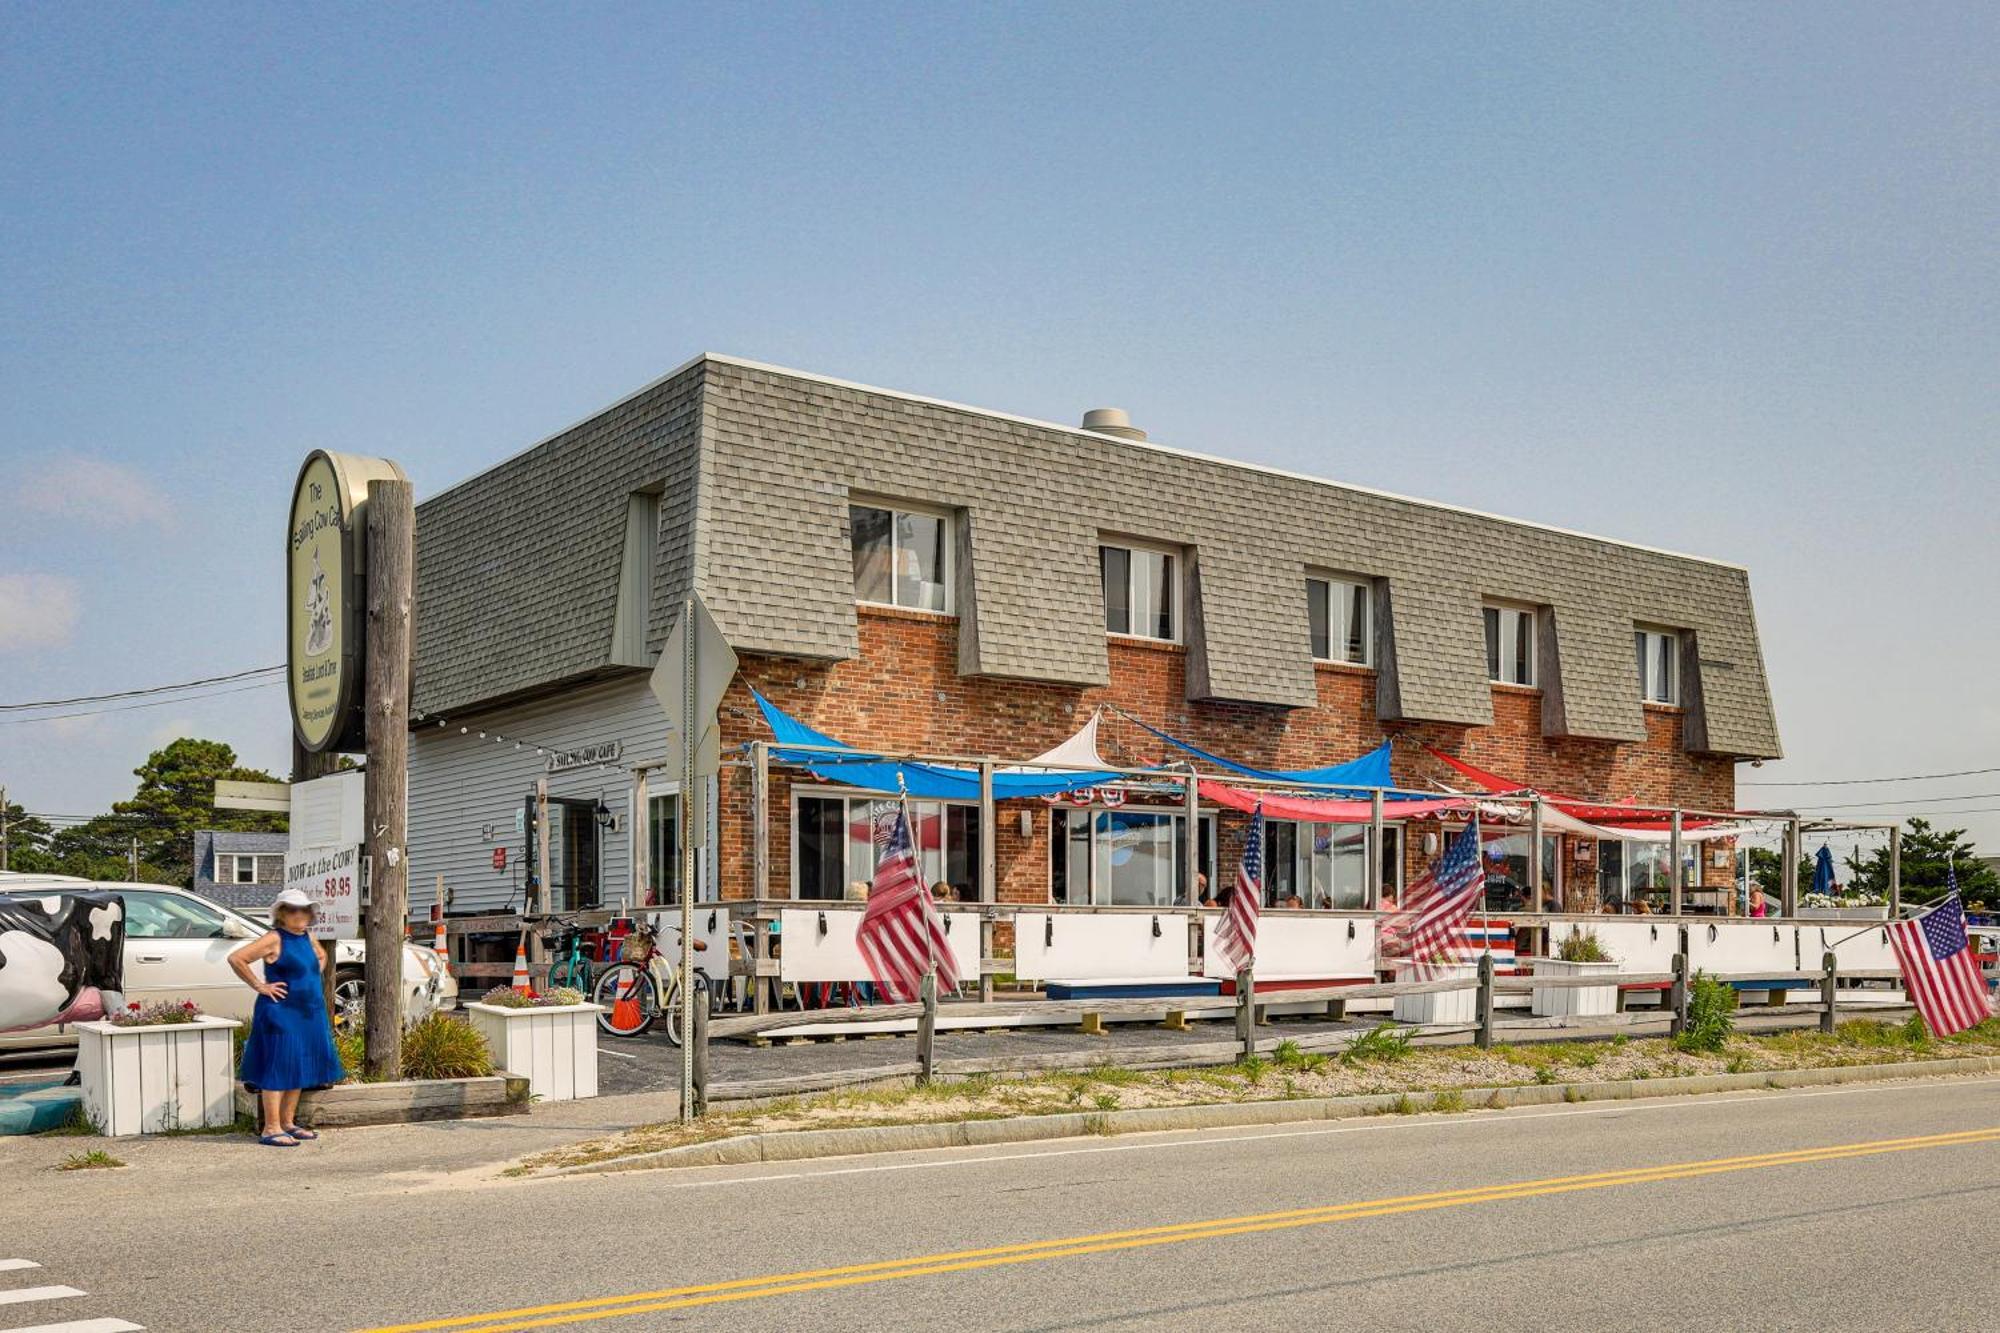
406, 354, 1781, 924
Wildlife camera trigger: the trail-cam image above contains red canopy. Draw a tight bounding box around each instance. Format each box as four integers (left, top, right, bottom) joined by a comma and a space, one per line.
1198, 779, 1474, 824
1420, 746, 1719, 829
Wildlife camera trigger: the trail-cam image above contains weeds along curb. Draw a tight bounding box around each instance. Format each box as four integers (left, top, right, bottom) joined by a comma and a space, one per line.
548, 1054, 2000, 1178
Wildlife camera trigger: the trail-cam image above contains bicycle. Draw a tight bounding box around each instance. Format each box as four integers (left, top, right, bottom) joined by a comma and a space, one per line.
591, 917, 709, 1041
539, 920, 596, 994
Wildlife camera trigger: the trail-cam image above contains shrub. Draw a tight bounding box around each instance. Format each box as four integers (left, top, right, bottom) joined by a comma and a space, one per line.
1674, 972, 1737, 1053
400, 1013, 494, 1080
1556, 930, 1612, 964
479, 985, 587, 1009
1273, 1040, 1328, 1073
1431, 1089, 1468, 1114
1344, 1023, 1412, 1065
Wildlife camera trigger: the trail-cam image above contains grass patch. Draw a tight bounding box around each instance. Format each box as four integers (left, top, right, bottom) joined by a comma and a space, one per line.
56, 1149, 123, 1171
1343, 1023, 1412, 1064
1431, 1089, 1469, 1114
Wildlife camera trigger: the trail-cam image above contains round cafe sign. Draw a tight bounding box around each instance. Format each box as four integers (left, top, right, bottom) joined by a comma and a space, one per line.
287, 450, 405, 752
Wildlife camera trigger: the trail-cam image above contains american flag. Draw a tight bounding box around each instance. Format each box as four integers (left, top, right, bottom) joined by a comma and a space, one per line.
1381, 820, 1484, 975
1888, 874, 1993, 1038
856, 802, 960, 1004
1215, 804, 1263, 973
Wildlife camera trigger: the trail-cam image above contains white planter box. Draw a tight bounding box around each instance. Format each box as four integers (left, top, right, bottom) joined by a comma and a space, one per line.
75, 1016, 241, 1136
465, 1002, 605, 1102
1531, 958, 1621, 1018
1391, 962, 1478, 1025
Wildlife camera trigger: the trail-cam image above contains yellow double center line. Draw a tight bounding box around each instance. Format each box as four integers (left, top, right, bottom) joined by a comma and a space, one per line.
361, 1125, 2000, 1333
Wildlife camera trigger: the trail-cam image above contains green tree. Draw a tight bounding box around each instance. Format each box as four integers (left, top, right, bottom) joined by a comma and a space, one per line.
1748, 847, 1814, 899
2, 798, 56, 873
1843, 819, 1999, 908
111, 738, 286, 885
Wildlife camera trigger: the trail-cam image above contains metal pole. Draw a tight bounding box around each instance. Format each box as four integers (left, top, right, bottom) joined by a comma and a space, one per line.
679, 595, 697, 1122
1370, 789, 1385, 909
979, 759, 996, 1005
0, 784, 8, 873
1668, 809, 1684, 917
1529, 796, 1545, 914
752, 740, 770, 902
1183, 767, 1199, 906
1783, 817, 1802, 918
1888, 824, 1902, 915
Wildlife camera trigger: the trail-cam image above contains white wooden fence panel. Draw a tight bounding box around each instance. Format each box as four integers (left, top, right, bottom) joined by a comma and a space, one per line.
1012, 912, 1191, 982
1200, 915, 1377, 979
778, 908, 980, 984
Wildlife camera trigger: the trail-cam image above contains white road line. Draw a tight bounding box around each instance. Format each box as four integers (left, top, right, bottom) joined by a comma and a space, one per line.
599, 1048, 639, 1060
1, 1320, 146, 1332
0, 1287, 85, 1307
0, 1261, 40, 1273
650, 1074, 2000, 1189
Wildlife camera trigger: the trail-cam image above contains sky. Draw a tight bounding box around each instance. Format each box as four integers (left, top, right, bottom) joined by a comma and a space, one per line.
1, 3, 1995, 859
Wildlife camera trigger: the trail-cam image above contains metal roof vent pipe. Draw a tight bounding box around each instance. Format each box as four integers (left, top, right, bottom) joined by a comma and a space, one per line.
1081, 407, 1147, 442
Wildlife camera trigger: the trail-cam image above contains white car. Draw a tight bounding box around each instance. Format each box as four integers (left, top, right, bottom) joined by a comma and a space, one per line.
0, 877, 454, 1052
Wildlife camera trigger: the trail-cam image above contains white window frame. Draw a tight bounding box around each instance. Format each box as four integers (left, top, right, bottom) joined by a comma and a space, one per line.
1099, 538, 1183, 644
1048, 806, 1218, 906
1306, 573, 1374, 667
1635, 626, 1680, 705
226, 854, 258, 885
789, 786, 981, 902
848, 497, 955, 614
1482, 600, 1538, 687
1261, 818, 1403, 910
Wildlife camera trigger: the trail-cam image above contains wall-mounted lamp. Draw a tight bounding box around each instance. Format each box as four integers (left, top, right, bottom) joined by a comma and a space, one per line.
594, 797, 614, 831
1018, 809, 1034, 839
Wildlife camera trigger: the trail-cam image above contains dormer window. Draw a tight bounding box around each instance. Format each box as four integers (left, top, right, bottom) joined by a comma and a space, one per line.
850, 502, 951, 612
1100, 542, 1178, 642
1636, 627, 1680, 704
1308, 575, 1373, 666
1483, 602, 1537, 686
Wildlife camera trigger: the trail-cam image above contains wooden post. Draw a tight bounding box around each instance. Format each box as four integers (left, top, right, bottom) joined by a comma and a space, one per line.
1820, 950, 1839, 1035
751, 915, 770, 1016
1236, 966, 1255, 1061
362, 478, 413, 1082
1668, 809, 1685, 918
1476, 952, 1495, 1049
917, 970, 938, 1083
531, 777, 551, 965
1888, 825, 1902, 915
631, 766, 649, 907
979, 917, 995, 1005
752, 740, 770, 902
1669, 951, 1690, 1039
689, 987, 709, 1116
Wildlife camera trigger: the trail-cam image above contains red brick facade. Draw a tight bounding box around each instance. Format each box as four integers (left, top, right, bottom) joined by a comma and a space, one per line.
714, 608, 1738, 910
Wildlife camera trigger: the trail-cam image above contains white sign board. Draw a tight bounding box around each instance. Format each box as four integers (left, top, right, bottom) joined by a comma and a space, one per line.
287, 844, 362, 940
289, 770, 364, 855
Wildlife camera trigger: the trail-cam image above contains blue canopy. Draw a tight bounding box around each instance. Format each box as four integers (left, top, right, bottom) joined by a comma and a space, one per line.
752, 690, 1121, 800
1120, 713, 1398, 793
1813, 844, 1836, 898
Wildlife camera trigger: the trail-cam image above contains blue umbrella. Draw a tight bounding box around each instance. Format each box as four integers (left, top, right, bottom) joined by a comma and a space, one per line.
1813, 844, 1836, 898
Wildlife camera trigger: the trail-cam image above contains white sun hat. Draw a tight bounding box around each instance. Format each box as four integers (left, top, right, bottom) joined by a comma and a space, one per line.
272, 888, 317, 912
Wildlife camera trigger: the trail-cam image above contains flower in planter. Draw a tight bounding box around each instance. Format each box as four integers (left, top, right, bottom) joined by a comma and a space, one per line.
480, 984, 586, 1009
107, 998, 205, 1027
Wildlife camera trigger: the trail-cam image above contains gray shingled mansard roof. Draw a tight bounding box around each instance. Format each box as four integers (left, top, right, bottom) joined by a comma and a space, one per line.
412, 355, 1782, 759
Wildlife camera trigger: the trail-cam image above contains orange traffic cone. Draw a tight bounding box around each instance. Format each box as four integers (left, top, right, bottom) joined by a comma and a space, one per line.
433, 914, 449, 968
611, 973, 642, 1032
511, 939, 531, 992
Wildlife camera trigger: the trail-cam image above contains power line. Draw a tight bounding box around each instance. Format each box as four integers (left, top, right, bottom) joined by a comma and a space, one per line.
0, 665, 283, 712
1790, 790, 2000, 812
1742, 764, 2000, 788
0, 679, 282, 726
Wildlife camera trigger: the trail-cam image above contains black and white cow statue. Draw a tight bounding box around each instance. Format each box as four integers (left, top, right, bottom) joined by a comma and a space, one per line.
0, 891, 127, 1034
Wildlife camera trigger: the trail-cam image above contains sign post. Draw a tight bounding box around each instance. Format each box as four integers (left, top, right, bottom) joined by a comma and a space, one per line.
650, 594, 736, 1122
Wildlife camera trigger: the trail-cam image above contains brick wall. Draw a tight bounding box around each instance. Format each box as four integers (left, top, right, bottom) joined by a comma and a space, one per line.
714, 608, 1739, 908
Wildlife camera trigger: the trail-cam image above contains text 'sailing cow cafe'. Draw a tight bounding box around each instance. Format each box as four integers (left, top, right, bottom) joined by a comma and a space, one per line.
405, 354, 1894, 999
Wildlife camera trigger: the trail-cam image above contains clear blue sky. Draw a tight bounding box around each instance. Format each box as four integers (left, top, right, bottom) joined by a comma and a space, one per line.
2, 4, 1994, 857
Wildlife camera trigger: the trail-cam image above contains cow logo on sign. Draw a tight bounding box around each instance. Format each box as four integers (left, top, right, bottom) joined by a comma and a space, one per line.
0, 893, 127, 1034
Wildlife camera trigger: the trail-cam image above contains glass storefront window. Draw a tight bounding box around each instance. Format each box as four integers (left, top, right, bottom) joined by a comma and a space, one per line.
793, 794, 980, 902
1480, 831, 1559, 911
1249, 820, 1391, 910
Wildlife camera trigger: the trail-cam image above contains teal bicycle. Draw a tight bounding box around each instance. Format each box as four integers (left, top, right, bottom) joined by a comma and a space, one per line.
539, 921, 596, 993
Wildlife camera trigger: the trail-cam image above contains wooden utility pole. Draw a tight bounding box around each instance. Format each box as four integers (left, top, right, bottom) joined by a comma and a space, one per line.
362, 479, 414, 1080
1, 784, 9, 873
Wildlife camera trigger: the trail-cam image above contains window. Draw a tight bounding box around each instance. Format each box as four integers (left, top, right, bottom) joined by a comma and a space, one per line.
1596, 837, 1698, 912
849, 503, 950, 612
122, 891, 229, 940
1307, 576, 1373, 665
1483, 603, 1536, 686
645, 796, 683, 906
1051, 808, 1216, 906
1100, 544, 1177, 641
231, 855, 256, 884
1635, 628, 1679, 704
1262, 821, 1399, 909
794, 795, 981, 902
1479, 831, 1560, 911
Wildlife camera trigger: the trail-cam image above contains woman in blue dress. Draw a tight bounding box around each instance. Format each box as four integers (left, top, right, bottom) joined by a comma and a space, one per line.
229, 888, 345, 1146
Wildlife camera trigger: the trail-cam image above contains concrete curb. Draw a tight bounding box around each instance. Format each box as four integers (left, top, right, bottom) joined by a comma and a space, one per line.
549, 1054, 2000, 1177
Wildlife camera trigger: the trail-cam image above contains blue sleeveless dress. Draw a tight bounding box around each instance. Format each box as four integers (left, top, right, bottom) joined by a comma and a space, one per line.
238, 929, 346, 1092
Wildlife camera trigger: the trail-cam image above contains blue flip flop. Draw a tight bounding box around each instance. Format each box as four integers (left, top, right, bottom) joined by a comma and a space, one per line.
285, 1125, 318, 1140
259, 1133, 300, 1148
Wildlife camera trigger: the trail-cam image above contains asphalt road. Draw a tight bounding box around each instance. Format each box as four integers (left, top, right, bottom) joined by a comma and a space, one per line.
4, 1075, 1996, 1332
